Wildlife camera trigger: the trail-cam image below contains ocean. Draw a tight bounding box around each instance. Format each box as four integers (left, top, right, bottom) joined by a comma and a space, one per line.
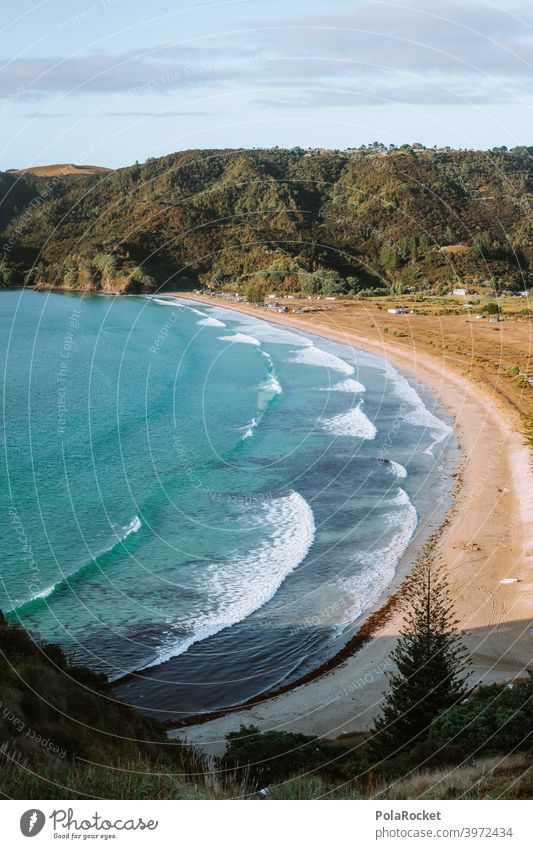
0, 289, 456, 718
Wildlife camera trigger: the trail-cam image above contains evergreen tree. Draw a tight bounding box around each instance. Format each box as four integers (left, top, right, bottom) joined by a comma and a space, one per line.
371, 546, 471, 758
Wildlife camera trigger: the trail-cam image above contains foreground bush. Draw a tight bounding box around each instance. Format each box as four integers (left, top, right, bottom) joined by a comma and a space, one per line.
430, 675, 533, 757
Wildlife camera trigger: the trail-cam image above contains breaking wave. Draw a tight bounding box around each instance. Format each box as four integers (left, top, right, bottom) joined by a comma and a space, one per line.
321, 404, 377, 440
197, 316, 226, 327
12, 516, 142, 611
146, 492, 316, 667
218, 333, 261, 346
337, 488, 417, 622
320, 378, 366, 393
291, 344, 354, 375
385, 364, 452, 452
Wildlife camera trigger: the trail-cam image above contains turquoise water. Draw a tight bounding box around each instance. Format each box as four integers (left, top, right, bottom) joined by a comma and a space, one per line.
0, 289, 455, 717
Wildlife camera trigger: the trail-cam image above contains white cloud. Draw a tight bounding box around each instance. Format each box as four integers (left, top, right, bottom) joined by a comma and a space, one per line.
1, 1, 532, 108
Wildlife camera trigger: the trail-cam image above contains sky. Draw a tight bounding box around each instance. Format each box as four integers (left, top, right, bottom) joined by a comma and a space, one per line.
1, 0, 533, 169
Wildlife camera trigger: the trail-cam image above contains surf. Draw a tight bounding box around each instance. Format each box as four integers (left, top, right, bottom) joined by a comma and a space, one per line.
143, 491, 316, 669
10, 515, 142, 612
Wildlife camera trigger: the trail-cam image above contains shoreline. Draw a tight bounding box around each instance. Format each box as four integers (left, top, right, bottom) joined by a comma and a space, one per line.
162, 292, 533, 752
155, 297, 458, 730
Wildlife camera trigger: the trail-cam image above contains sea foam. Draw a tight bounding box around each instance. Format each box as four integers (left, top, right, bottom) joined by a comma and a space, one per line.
197, 316, 226, 327
146, 492, 316, 666
237, 351, 282, 442
385, 364, 452, 452
218, 333, 261, 346
322, 405, 377, 440
388, 460, 408, 479
291, 345, 354, 375
151, 298, 183, 308
320, 378, 366, 393
337, 488, 417, 622
238, 324, 313, 347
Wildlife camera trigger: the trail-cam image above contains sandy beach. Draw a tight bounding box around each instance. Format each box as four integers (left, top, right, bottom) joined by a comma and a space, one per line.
167, 294, 533, 753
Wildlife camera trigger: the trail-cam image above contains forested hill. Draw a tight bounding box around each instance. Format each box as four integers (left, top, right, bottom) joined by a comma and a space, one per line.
1, 145, 533, 294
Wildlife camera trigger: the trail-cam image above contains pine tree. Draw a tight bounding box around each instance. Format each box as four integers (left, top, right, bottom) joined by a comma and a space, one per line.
371, 546, 471, 758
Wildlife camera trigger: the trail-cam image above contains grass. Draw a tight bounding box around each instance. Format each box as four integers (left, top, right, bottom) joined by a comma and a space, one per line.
250, 755, 533, 800
372, 754, 532, 800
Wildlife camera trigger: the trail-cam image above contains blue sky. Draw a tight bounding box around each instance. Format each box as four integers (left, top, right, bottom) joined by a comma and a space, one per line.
1, 0, 533, 168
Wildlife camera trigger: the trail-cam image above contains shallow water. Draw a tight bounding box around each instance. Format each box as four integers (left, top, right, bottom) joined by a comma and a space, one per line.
0, 289, 455, 717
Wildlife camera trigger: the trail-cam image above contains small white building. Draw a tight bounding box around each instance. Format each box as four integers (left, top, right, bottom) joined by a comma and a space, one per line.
387, 307, 407, 314
452, 288, 467, 296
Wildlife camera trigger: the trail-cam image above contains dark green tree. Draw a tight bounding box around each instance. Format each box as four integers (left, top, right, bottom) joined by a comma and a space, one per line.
371, 547, 470, 758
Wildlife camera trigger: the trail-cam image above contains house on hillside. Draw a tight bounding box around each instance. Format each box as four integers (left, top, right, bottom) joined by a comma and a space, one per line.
452, 287, 467, 296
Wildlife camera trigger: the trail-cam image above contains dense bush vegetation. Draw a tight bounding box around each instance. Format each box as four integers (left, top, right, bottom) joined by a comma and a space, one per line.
429, 677, 533, 757
218, 675, 532, 795
2, 146, 533, 293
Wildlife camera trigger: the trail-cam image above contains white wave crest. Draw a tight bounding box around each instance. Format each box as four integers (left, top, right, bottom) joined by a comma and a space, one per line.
322, 405, 377, 440
239, 324, 313, 347
13, 515, 142, 610
240, 417, 257, 440
385, 364, 452, 452
389, 461, 408, 479
218, 333, 261, 346
337, 489, 417, 622
123, 515, 142, 536
151, 298, 183, 308
291, 345, 354, 375
236, 352, 282, 443
260, 373, 282, 396
197, 317, 226, 327
146, 492, 316, 666
320, 378, 366, 393
31, 584, 55, 601
184, 306, 208, 317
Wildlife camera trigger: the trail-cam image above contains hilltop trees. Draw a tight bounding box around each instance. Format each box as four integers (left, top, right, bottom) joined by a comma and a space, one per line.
3, 146, 533, 293
371, 548, 471, 759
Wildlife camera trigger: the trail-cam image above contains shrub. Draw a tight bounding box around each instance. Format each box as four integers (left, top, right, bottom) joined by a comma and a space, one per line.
218, 725, 327, 785
482, 301, 501, 314
430, 676, 533, 757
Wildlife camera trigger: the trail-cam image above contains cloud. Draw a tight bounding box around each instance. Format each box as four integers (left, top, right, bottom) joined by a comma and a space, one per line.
0, 46, 260, 97
253, 81, 520, 109
1, 1, 532, 109
19, 110, 209, 118
248, 0, 533, 106
19, 112, 74, 118
254, 1, 533, 78
101, 110, 209, 117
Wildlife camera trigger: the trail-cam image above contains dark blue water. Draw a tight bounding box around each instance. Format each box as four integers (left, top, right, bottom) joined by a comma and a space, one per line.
0, 289, 455, 717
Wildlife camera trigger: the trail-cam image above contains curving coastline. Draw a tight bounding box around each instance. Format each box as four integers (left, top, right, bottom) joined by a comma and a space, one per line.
166, 293, 533, 753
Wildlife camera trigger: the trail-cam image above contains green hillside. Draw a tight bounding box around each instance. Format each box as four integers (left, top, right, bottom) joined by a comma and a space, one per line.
1, 145, 532, 294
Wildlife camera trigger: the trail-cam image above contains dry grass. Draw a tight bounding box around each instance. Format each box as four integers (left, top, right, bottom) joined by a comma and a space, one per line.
372, 754, 532, 800
438, 244, 470, 254
13, 164, 111, 177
